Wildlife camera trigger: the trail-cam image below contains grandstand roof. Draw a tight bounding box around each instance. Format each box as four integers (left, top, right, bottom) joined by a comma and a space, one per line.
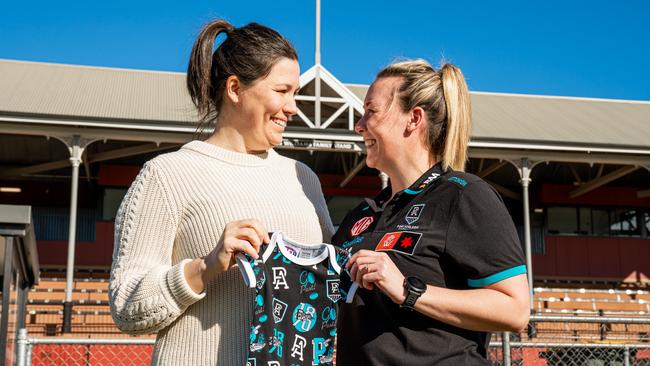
1, 58, 650, 157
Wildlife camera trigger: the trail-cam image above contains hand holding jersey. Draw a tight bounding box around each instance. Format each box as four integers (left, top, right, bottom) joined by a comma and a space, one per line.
346, 249, 406, 304
184, 218, 270, 294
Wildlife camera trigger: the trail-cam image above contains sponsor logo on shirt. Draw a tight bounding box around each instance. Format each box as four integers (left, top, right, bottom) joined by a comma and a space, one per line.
417, 172, 441, 189
341, 236, 363, 249
375, 231, 422, 255
350, 216, 374, 236
405, 204, 425, 225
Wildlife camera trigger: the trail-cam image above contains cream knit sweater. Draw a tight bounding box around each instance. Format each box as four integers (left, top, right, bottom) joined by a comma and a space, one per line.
109, 140, 334, 365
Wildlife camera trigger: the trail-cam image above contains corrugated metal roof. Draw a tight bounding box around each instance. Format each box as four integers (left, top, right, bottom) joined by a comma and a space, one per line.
0, 59, 197, 123
1, 59, 649, 150
346, 84, 650, 150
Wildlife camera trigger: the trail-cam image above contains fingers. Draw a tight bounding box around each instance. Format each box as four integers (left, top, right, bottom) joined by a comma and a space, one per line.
236, 227, 262, 255
223, 219, 270, 259
235, 219, 270, 244
227, 238, 261, 259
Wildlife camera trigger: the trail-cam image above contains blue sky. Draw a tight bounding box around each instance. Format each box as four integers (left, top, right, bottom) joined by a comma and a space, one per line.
2, 0, 649, 101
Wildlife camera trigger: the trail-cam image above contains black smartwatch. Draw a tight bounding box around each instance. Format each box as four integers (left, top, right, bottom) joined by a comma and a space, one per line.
400, 276, 427, 310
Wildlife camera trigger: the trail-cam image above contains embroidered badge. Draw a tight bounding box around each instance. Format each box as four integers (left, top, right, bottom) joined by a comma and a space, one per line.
375, 231, 422, 255
326, 279, 341, 303
405, 204, 425, 225
350, 216, 374, 236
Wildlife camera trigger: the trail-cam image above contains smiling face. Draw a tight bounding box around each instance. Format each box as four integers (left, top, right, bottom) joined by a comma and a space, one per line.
237, 57, 300, 151
355, 76, 411, 173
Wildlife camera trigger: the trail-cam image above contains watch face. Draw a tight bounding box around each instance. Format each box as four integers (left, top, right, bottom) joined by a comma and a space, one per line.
407, 276, 426, 292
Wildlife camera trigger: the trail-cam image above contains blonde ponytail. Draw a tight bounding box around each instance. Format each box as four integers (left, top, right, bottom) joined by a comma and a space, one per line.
440, 64, 472, 171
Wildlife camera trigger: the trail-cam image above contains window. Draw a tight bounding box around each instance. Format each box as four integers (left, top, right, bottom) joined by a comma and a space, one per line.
609, 209, 639, 236
592, 208, 609, 236
546, 206, 645, 237
102, 188, 128, 221
547, 207, 578, 235
578, 207, 591, 235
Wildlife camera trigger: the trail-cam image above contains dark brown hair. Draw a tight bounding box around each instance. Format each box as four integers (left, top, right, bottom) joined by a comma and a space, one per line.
187, 20, 298, 135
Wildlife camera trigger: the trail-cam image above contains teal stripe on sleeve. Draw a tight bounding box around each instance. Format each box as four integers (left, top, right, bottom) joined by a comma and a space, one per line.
467, 265, 527, 287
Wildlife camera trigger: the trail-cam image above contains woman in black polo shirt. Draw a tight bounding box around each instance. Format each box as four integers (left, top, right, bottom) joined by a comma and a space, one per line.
334, 60, 530, 365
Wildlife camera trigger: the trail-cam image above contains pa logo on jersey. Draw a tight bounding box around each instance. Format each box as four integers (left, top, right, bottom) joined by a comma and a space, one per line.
405, 204, 425, 225
350, 216, 374, 236
375, 231, 422, 255
272, 298, 288, 323
326, 279, 341, 303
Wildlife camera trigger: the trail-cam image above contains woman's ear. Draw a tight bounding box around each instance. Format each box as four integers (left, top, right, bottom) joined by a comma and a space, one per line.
406, 106, 426, 133
225, 75, 241, 104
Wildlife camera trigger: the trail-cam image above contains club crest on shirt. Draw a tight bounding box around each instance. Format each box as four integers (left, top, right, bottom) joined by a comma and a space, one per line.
272, 298, 288, 323
350, 216, 374, 236
326, 279, 341, 303
375, 231, 422, 255
405, 204, 425, 225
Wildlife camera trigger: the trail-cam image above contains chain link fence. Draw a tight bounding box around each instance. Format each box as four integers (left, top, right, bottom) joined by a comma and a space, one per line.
11, 315, 650, 365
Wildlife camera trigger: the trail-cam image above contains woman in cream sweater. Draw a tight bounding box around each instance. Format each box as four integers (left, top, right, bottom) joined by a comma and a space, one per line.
109, 20, 333, 365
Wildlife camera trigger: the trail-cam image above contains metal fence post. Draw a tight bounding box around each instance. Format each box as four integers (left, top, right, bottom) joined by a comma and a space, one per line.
26, 340, 33, 366
502, 332, 511, 366
624, 345, 630, 366
16, 328, 28, 366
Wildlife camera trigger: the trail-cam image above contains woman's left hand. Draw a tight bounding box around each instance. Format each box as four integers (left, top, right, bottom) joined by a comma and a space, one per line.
346, 249, 406, 304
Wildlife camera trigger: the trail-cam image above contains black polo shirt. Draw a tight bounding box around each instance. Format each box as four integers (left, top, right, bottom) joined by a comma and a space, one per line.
333, 163, 526, 366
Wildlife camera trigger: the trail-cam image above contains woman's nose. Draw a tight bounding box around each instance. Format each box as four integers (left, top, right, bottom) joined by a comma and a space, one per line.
354, 115, 367, 134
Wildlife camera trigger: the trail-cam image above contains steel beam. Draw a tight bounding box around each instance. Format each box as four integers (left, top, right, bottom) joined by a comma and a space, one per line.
339, 159, 366, 188
0, 143, 178, 178
477, 161, 507, 179
569, 165, 640, 198
483, 179, 522, 201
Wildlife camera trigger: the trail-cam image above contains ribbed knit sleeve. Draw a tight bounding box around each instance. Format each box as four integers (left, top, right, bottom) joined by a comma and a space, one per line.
109, 161, 205, 335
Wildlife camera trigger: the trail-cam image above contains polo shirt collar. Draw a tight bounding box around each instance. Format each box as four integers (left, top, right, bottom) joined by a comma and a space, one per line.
369, 162, 447, 211
402, 162, 446, 196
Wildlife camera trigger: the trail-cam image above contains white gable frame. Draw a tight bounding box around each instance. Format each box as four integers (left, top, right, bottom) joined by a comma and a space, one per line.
296, 64, 364, 131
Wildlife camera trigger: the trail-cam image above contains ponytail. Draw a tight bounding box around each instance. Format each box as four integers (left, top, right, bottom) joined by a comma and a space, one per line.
440, 64, 471, 171
187, 20, 234, 124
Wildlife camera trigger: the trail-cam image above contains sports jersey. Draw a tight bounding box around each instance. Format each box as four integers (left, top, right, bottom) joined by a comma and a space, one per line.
237, 231, 356, 366
333, 163, 527, 366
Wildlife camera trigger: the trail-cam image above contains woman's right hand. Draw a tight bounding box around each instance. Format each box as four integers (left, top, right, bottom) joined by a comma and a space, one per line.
206, 219, 270, 274
185, 219, 270, 294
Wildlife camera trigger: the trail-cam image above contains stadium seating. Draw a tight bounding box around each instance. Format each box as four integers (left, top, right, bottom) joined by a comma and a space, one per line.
528, 286, 650, 343
19, 272, 650, 343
